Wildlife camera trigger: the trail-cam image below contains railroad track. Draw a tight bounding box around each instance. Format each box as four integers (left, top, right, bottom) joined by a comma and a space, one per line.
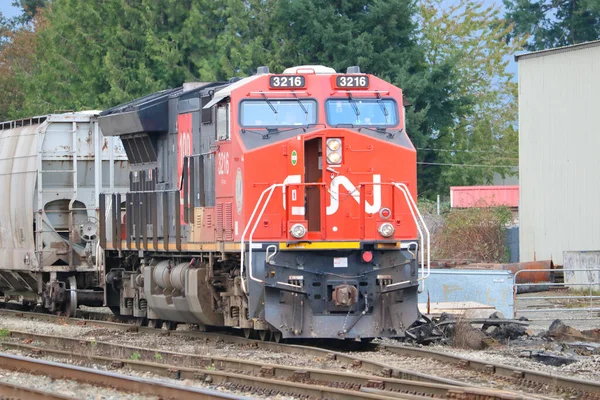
0, 307, 594, 399
0, 331, 548, 400
0, 380, 74, 400
0, 351, 248, 400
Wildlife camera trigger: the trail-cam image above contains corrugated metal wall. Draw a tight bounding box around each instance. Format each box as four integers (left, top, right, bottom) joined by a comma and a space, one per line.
518, 42, 600, 265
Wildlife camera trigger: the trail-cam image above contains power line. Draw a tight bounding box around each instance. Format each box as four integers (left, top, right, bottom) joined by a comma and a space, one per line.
417, 147, 519, 155
418, 162, 518, 168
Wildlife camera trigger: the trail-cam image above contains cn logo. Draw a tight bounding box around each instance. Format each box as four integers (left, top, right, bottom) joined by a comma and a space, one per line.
282, 175, 382, 215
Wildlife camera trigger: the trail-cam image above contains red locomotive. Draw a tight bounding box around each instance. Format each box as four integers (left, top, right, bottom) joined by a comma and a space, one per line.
98, 65, 429, 340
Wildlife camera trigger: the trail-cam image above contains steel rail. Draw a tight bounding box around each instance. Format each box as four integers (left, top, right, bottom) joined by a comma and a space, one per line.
0, 338, 551, 400
1, 308, 594, 398
2, 329, 467, 398
378, 343, 600, 398
0, 308, 468, 386
0, 343, 426, 400
0, 381, 76, 400
0, 351, 248, 400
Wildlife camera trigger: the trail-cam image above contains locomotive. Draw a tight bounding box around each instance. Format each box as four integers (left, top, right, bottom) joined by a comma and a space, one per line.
97, 64, 430, 340
0, 65, 429, 341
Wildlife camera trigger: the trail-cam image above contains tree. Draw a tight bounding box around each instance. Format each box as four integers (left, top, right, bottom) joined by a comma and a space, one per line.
504, 0, 600, 51
267, 0, 473, 196
15, 0, 268, 116
11, 0, 48, 25
417, 0, 524, 194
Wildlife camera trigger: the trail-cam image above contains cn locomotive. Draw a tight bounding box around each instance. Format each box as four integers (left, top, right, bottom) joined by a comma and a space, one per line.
0, 65, 429, 341
97, 64, 430, 340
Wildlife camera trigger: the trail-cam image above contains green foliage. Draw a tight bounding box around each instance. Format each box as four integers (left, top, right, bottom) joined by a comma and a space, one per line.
417, 0, 523, 196
14, 0, 268, 116
130, 351, 141, 360
154, 352, 163, 361
1, 0, 521, 196
504, 0, 600, 51
11, 0, 48, 25
0, 328, 10, 338
434, 206, 513, 263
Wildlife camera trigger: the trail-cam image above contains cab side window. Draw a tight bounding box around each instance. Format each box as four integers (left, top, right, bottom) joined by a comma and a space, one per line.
216, 104, 230, 141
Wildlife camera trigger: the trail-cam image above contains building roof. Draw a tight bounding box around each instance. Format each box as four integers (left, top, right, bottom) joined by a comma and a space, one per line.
515, 39, 600, 62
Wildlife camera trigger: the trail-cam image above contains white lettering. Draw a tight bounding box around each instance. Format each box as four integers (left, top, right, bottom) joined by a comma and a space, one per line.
281, 174, 382, 216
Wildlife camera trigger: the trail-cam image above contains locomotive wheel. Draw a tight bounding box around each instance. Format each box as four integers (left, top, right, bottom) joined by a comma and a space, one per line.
164, 321, 177, 331
258, 330, 270, 342
148, 319, 163, 329
272, 331, 282, 343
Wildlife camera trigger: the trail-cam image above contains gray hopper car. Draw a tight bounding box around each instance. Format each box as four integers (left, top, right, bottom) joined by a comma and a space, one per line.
0, 112, 128, 315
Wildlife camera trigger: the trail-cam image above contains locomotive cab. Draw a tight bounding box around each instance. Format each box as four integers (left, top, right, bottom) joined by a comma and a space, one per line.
98, 65, 429, 340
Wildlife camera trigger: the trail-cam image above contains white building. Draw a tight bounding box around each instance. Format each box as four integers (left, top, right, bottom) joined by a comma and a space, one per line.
516, 40, 600, 265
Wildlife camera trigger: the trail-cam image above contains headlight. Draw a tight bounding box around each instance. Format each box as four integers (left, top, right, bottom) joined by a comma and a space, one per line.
327, 152, 341, 164
290, 223, 306, 239
378, 223, 395, 238
327, 139, 341, 151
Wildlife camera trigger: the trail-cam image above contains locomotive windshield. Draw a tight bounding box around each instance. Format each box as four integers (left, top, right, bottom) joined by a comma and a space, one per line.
239, 99, 317, 127
326, 98, 398, 126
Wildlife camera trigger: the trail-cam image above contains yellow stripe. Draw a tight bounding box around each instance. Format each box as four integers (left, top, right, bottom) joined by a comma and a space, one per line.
278, 241, 361, 250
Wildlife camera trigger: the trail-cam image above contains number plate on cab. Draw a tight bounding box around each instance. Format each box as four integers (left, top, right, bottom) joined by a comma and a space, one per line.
335, 75, 369, 89
269, 75, 306, 88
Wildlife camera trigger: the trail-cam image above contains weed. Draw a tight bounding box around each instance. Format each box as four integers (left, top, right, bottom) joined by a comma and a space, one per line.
130, 351, 141, 360
154, 353, 163, 361
0, 329, 9, 338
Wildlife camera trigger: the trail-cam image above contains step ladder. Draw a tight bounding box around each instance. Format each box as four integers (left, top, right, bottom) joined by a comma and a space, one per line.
35, 121, 79, 270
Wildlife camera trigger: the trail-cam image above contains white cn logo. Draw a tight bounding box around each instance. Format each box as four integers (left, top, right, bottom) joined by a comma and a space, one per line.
282, 175, 382, 216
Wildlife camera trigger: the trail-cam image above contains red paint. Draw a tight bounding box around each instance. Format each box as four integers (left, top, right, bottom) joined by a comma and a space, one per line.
362, 251, 373, 263
450, 186, 519, 208
205, 73, 419, 244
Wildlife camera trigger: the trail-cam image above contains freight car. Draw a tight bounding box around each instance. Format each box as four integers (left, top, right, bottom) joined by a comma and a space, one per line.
97, 65, 430, 340
0, 112, 129, 315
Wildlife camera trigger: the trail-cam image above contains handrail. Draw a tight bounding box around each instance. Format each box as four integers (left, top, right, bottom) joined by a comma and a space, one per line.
240, 184, 281, 293
386, 183, 430, 293
240, 181, 430, 295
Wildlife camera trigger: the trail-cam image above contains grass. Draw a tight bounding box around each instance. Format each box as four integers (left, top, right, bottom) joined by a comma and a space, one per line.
0, 328, 9, 338
130, 351, 141, 360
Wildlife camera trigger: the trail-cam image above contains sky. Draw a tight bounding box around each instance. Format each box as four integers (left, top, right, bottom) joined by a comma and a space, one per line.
0, 0, 518, 77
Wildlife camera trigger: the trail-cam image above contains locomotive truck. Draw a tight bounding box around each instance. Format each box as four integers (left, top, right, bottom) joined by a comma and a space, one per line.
97, 65, 430, 341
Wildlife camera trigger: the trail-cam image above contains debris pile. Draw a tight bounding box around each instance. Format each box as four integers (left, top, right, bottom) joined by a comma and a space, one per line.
404, 311, 533, 349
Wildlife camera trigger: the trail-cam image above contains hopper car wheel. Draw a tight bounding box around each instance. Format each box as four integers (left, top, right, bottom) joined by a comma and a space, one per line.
258, 330, 270, 342
272, 331, 282, 343
64, 276, 78, 318
243, 328, 252, 339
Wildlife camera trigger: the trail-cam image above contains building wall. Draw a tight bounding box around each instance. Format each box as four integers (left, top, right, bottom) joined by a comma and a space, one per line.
518, 42, 600, 265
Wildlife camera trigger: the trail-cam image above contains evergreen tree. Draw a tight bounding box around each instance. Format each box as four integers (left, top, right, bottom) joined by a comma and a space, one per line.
504, 0, 600, 51
267, 0, 473, 196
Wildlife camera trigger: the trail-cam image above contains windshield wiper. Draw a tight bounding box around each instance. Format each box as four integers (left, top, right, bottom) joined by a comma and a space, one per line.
347, 92, 360, 118
375, 91, 389, 123
292, 91, 308, 119
260, 92, 278, 116
240, 126, 306, 139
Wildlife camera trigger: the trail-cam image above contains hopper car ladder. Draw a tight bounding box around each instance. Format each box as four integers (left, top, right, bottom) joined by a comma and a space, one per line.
35, 121, 79, 270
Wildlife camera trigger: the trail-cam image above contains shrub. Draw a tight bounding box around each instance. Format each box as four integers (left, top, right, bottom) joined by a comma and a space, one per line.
433, 205, 512, 263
